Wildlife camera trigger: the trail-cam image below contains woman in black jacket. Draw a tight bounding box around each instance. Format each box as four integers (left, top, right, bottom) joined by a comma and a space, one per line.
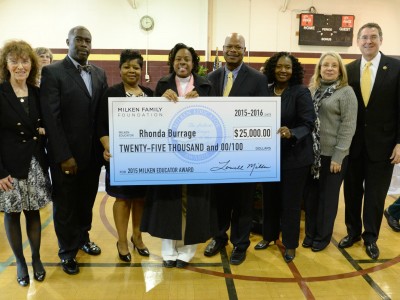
97, 50, 153, 262
0, 40, 51, 286
141, 43, 217, 268
254, 52, 315, 262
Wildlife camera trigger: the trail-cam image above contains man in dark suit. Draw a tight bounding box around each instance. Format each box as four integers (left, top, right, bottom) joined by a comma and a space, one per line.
203, 33, 268, 265
340, 23, 400, 259
40, 26, 108, 274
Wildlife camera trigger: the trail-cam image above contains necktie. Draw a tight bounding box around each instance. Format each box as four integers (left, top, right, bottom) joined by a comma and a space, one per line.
78, 64, 91, 74
223, 72, 233, 96
361, 61, 372, 106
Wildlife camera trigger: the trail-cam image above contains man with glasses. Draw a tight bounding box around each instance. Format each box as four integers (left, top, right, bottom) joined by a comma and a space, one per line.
203, 33, 268, 265
339, 23, 400, 259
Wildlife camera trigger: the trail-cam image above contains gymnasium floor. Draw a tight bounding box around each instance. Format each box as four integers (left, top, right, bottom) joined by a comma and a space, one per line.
0, 188, 399, 300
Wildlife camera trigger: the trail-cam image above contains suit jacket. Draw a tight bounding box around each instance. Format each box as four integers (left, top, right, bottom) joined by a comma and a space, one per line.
273, 84, 315, 170
346, 52, 400, 161
207, 63, 268, 97
0, 82, 48, 178
40, 56, 108, 170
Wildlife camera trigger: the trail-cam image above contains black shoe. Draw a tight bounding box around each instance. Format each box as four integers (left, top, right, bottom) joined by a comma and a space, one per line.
116, 242, 131, 262
204, 239, 227, 257
338, 235, 361, 248
80, 241, 101, 255
33, 270, 46, 282
384, 208, 400, 232
176, 259, 188, 268
311, 241, 329, 252
131, 236, 150, 257
254, 240, 273, 250
365, 242, 380, 259
17, 275, 29, 286
32, 260, 46, 281
163, 260, 176, 268
61, 258, 79, 275
284, 248, 296, 263
302, 236, 313, 248
230, 247, 246, 265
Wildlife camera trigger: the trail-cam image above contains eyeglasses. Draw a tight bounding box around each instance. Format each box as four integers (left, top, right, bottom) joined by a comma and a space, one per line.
223, 45, 244, 51
358, 35, 380, 42
7, 59, 31, 67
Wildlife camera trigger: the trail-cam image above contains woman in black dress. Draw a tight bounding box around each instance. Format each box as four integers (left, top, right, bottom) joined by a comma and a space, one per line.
97, 50, 153, 262
0, 40, 52, 286
141, 43, 217, 268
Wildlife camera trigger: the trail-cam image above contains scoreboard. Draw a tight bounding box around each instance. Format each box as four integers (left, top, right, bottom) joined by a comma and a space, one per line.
299, 14, 355, 47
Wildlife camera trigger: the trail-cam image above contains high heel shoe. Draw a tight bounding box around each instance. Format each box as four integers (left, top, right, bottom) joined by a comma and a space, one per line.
32, 260, 46, 281
17, 275, 30, 286
131, 236, 150, 257
284, 248, 296, 263
116, 242, 131, 262
254, 240, 274, 250
34, 270, 46, 282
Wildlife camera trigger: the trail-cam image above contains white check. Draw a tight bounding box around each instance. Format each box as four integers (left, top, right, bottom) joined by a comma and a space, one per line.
109, 97, 281, 185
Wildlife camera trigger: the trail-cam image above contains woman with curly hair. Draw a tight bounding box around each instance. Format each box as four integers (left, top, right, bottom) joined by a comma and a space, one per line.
141, 43, 218, 268
0, 40, 51, 285
254, 52, 315, 263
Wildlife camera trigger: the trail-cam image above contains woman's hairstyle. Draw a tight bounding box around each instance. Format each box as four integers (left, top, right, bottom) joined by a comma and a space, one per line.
309, 52, 348, 91
0, 40, 39, 85
35, 47, 53, 63
119, 49, 143, 69
167, 43, 199, 74
262, 51, 304, 86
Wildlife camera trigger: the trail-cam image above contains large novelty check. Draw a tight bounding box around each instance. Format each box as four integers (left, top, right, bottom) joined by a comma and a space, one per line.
109, 97, 280, 185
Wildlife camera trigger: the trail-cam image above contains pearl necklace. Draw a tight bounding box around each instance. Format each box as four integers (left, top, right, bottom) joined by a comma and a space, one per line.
274, 86, 284, 96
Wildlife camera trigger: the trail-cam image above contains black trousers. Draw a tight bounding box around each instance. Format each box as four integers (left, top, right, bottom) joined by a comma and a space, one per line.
213, 183, 255, 251
343, 152, 393, 243
262, 166, 309, 249
304, 156, 348, 247
51, 162, 101, 260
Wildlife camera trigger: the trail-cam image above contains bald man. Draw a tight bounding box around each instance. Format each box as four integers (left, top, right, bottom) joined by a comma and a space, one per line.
204, 33, 269, 265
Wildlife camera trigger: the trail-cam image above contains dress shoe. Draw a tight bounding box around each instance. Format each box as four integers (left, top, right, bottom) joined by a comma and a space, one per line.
17, 275, 30, 286
176, 259, 188, 268
230, 247, 246, 265
311, 241, 329, 252
163, 260, 176, 268
365, 242, 380, 259
131, 236, 150, 257
116, 242, 131, 262
80, 241, 101, 255
33, 270, 46, 282
61, 258, 79, 275
254, 240, 273, 250
302, 236, 313, 248
204, 239, 227, 257
384, 208, 400, 232
284, 248, 296, 263
338, 235, 361, 248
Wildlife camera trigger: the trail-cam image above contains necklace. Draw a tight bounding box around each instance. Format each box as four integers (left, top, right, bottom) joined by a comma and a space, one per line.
274, 86, 285, 96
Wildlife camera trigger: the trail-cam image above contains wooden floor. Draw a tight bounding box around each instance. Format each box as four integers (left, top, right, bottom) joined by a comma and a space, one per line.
0, 187, 399, 300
